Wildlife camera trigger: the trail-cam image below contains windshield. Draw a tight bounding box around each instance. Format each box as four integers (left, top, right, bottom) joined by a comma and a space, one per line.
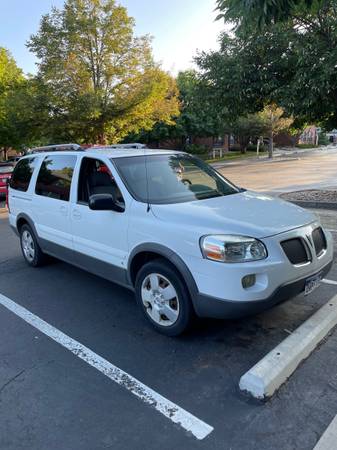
112, 154, 239, 204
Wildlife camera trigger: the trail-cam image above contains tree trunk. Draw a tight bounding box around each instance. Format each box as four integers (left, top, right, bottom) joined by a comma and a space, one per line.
268, 132, 273, 158
239, 136, 247, 153
97, 132, 106, 145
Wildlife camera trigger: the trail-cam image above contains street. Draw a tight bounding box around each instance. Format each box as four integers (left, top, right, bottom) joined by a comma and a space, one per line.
217, 148, 337, 193
1, 200, 337, 448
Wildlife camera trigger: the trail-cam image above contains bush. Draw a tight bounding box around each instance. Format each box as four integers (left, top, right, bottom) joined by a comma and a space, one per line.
246, 143, 267, 152
229, 143, 242, 151
318, 133, 329, 146
185, 144, 208, 155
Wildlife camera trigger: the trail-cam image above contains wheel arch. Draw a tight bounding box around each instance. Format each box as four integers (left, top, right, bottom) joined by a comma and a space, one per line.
127, 243, 199, 304
16, 213, 38, 237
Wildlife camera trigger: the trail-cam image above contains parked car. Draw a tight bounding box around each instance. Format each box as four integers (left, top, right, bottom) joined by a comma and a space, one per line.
7, 149, 333, 335
0, 162, 14, 199
6, 156, 22, 164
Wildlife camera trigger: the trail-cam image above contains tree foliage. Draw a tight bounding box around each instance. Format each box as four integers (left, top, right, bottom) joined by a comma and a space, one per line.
231, 113, 267, 152
128, 69, 224, 147
258, 104, 294, 156
216, 0, 315, 30
0, 48, 28, 155
197, 0, 337, 130
27, 0, 179, 144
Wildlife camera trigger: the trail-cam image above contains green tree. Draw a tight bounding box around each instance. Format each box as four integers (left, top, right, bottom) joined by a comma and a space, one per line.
0, 48, 25, 158
197, 0, 337, 130
258, 104, 293, 157
27, 0, 179, 144
216, 0, 315, 29
129, 69, 225, 147
231, 113, 268, 153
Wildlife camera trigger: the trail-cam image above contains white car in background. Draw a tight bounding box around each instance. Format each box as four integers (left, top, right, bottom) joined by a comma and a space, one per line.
7, 148, 333, 335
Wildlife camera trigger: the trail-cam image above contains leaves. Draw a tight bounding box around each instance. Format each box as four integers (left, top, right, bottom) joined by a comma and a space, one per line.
196, 1, 337, 129
0, 48, 31, 150
215, 0, 316, 30
27, 0, 179, 144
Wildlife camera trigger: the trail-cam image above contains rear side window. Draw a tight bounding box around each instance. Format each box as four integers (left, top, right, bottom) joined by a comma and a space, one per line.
35, 155, 77, 201
9, 158, 36, 192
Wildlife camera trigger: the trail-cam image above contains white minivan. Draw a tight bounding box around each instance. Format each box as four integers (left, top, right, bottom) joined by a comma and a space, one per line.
8, 149, 333, 335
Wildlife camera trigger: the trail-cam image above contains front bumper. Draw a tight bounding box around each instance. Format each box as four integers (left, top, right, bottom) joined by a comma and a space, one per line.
194, 259, 333, 319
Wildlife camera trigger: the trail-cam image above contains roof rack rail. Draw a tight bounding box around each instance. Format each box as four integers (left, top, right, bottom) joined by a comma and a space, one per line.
87, 143, 147, 150
29, 143, 84, 154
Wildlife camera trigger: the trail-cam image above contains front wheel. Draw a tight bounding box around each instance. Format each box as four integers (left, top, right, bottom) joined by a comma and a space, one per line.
135, 259, 194, 336
20, 224, 46, 267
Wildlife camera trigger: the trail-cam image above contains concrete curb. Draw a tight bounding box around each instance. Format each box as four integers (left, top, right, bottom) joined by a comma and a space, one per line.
284, 199, 337, 210
239, 294, 337, 399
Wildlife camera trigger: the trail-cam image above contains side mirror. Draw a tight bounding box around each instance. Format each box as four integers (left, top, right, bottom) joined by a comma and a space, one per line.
89, 194, 124, 212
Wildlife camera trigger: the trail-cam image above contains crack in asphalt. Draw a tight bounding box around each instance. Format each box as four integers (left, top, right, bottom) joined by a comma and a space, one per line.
0, 369, 26, 395
0, 360, 55, 396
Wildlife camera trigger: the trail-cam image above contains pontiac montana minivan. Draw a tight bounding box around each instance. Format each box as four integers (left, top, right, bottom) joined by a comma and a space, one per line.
8, 149, 333, 335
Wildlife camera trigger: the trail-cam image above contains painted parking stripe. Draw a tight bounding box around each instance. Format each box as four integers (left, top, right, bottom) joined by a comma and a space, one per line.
313, 415, 337, 450
327, 229, 337, 233
0, 293, 213, 440
322, 279, 337, 286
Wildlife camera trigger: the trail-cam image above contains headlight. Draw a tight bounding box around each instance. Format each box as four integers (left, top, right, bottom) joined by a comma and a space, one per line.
200, 235, 267, 263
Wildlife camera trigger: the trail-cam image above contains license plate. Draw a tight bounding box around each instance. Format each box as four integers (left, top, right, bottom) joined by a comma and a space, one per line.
304, 272, 323, 295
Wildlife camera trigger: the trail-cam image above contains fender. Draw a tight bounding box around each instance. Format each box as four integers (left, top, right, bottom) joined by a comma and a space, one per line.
15, 213, 39, 239
127, 243, 199, 307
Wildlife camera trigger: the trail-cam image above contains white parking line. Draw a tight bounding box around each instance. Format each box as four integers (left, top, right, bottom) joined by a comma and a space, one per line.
322, 279, 337, 286
0, 293, 213, 440
313, 415, 337, 450
327, 229, 337, 233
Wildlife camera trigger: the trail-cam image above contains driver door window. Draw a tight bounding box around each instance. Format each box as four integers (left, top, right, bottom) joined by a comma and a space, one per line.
77, 157, 124, 207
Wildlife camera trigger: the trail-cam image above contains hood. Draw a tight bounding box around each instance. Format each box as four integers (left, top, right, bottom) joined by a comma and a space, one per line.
151, 191, 317, 239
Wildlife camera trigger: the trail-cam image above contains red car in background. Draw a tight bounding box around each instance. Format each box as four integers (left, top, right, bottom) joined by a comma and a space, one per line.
0, 162, 14, 200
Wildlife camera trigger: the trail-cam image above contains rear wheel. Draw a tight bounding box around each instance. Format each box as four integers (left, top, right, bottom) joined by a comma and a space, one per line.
20, 224, 46, 267
135, 259, 194, 336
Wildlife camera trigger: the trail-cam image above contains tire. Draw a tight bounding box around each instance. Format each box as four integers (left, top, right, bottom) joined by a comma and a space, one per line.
19, 223, 46, 267
135, 259, 194, 336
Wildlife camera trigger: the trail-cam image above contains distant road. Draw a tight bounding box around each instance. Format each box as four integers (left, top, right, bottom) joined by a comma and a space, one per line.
218, 148, 337, 194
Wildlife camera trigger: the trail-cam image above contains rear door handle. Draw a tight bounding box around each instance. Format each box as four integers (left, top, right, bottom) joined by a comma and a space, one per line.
72, 209, 81, 219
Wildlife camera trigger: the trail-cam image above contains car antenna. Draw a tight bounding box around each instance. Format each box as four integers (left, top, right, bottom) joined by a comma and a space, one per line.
144, 149, 151, 212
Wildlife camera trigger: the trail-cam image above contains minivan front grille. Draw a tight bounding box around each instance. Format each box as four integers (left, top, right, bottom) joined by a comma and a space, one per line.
281, 238, 309, 265
312, 227, 326, 256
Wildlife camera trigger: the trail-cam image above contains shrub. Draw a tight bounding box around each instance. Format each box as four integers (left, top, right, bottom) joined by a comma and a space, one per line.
318, 133, 329, 146
185, 144, 209, 154
229, 143, 242, 151
246, 143, 267, 152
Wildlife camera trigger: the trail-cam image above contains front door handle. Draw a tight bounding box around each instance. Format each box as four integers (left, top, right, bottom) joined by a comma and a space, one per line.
72, 209, 81, 220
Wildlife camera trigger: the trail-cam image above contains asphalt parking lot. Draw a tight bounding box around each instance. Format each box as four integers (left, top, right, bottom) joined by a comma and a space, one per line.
1, 208, 337, 450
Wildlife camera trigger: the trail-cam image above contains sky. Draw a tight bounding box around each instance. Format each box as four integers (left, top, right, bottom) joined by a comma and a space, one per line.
0, 0, 225, 75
